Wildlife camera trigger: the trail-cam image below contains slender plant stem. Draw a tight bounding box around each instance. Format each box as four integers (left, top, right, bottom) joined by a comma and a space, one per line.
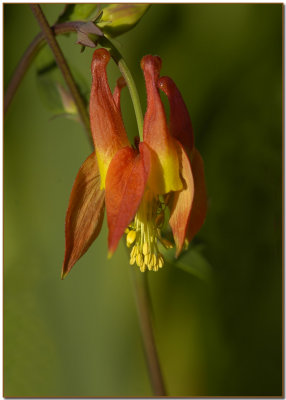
99, 36, 144, 140
4, 32, 44, 114
30, 5, 91, 139
4, 21, 83, 114
131, 271, 166, 396
118, 57, 144, 140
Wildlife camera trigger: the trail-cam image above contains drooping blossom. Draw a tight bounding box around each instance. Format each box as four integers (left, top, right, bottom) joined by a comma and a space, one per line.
62, 48, 207, 278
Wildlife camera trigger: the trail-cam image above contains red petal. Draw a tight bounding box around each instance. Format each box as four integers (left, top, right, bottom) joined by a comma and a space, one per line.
169, 141, 194, 257
141, 55, 165, 145
140, 55, 182, 194
158, 76, 194, 155
186, 148, 207, 243
62, 152, 105, 278
90, 49, 129, 187
113, 76, 126, 112
105, 143, 151, 255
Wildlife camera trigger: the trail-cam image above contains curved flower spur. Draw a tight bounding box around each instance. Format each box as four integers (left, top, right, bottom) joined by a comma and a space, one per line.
62, 48, 207, 278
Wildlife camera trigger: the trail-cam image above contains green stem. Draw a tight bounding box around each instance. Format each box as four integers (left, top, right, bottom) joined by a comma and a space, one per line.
131, 271, 167, 396
99, 36, 144, 140
30, 5, 91, 141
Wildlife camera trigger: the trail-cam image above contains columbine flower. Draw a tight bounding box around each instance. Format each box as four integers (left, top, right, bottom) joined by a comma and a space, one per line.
62, 48, 207, 278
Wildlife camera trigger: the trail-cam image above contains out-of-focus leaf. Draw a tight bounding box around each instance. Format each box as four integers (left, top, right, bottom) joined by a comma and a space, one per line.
36, 55, 64, 114
35, 47, 89, 121
97, 4, 150, 37
57, 4, 100, 24
163, 244, 212, 282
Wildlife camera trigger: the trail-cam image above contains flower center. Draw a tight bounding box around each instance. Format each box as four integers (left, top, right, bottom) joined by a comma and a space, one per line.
125, 190, 172, 272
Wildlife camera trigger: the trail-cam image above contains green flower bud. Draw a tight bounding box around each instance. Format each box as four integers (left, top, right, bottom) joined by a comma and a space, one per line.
97, 4, 150, 37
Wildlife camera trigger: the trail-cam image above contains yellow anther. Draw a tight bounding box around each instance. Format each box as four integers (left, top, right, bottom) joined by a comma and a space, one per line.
130, 257, 136, 265
160, 237, 173, 249
158, 254, 164, 268
144, 253, 151, 265
142, 242, 149, 256
144, 254, 152, 271
130, 245, 138, 259
151, 254, 157, 267
126, 230, 136, 247
126, 189, 168, 272
136, 253, 143, 267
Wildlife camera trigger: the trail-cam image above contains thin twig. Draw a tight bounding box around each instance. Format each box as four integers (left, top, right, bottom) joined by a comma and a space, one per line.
4, 21, 83, 114
131, 271, 167, 396
29, 5, 91, 139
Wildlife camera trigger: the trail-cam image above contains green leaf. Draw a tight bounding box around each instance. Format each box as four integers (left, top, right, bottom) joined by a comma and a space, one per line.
163, 245, 212, 282
35, 47, 89, 120
36, 50, 64, 114
57, 4, 100, 23
97, 4, 150, 38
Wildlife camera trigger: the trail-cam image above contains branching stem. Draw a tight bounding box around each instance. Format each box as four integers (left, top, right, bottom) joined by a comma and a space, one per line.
30, 5, 91, 141
4, 20, 84, 114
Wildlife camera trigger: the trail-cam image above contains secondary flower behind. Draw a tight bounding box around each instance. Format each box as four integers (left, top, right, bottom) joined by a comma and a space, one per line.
62, 48, 207, 278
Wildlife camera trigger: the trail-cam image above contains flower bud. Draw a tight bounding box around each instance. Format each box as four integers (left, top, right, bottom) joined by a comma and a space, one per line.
97, 4, 150, 37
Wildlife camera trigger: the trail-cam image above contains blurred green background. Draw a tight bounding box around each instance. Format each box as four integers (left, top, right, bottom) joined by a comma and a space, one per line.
4, 4, 282, 397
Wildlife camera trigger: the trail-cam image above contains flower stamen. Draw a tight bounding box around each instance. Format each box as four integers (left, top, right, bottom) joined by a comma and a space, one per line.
125, 190, 166, 272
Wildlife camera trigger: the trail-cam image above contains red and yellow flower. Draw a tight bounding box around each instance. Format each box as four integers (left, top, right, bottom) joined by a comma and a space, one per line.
62, 48, 207, 278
